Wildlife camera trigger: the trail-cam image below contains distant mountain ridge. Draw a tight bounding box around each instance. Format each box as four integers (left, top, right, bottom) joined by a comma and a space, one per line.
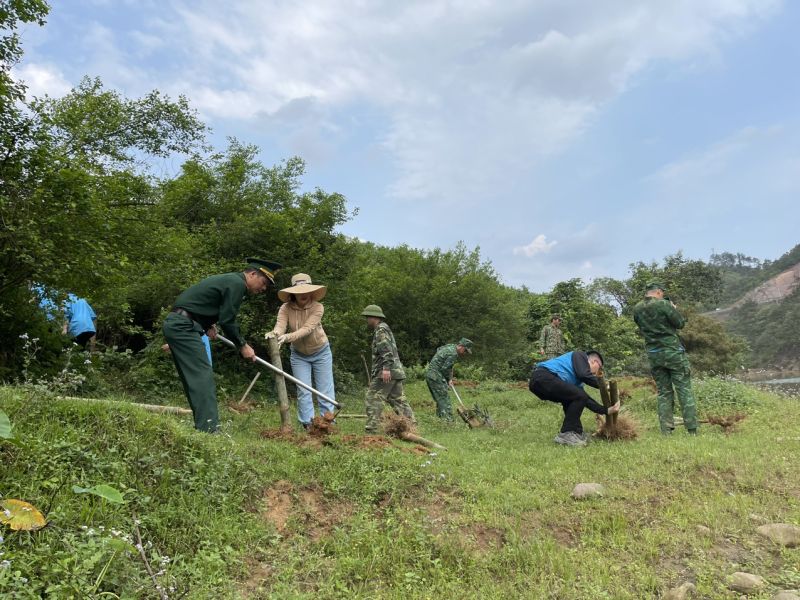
708, 260, 800, 320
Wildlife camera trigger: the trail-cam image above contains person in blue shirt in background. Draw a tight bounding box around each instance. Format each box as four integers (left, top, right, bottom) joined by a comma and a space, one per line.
529, 350, 620, 447
63, 294, 97, 351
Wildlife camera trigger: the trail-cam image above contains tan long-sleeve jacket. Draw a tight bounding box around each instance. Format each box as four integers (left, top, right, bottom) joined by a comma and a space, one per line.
271, 301, 329, 355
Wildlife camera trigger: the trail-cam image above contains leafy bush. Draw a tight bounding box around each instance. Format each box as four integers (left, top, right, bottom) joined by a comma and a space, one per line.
694, 376, 759, 416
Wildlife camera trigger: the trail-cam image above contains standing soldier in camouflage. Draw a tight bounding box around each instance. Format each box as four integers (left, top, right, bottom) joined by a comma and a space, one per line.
425, 338, 473, 420
362, 305, 416, 433
632, 281, 698, 435
539, 314, 566, 359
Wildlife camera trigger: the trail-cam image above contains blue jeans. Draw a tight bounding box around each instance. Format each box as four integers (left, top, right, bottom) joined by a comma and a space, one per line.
290, 343, 336, 424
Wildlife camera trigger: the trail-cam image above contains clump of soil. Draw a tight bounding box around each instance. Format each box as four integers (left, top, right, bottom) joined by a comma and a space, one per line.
383, 414, 416, 437
307, 412, 336, 437
705, 413, 746, 433
594, 413, 640, 440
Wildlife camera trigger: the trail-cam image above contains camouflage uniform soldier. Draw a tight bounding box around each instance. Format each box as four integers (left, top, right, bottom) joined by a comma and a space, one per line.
425, 338, 473, 420
362, 305, 415, 433
632, 281, 698, 435
539, 314, 566, 359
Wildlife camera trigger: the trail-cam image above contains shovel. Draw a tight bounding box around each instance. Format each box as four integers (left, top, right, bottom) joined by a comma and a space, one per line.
216, 334, 341, 409
450, 382, 490, 428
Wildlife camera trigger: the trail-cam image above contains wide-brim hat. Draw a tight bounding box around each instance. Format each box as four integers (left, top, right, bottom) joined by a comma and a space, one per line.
277, 273, 327, 303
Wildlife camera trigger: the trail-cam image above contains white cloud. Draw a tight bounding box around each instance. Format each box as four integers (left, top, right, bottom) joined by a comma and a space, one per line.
514, 234, 558, 257
12, 63, 72, 98
39, 0, 781, 204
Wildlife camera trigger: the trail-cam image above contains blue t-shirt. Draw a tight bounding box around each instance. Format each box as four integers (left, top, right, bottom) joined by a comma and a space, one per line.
33, 285, 59, 322
64, 295, 96, 337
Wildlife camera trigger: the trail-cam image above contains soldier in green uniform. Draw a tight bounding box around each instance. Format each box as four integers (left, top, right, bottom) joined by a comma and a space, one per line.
425, 338, 473, 420
163, 258, 281, 432
362, 305, 416, 433
539, 314, 566, 359
632, 281, 698, 435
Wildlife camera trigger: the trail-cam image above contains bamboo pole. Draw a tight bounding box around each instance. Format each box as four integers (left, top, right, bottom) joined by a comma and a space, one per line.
335, 414, 368, 418
56, 396, 192, 415
398, 431, 447, 450
361, 354, 371, 384
267, 337, 291, 431
597, 374, 613, 430
609, 379, 619, 435
239, 371, 261, 404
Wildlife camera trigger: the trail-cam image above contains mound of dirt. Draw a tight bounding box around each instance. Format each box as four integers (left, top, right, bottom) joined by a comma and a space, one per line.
705, 413, 747, 433
308, 413, 336, 437
383, 414, 416, 437
594, 413, 640, 440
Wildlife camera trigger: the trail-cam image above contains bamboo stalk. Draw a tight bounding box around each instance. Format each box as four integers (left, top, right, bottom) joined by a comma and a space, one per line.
609, 379, 619, 435
398, 431, 447, 450
335, 414, 368, 418
239, 371, 261, 404
55, 396, 192, 415
597, 374, 613, 431
267, 337, 291, 431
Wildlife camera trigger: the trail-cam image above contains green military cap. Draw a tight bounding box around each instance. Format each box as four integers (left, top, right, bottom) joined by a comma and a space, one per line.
457, 338, 473, 353
361, 304, 386, 318
551, 313, 561, 321
246, 257, 282, 284
645, 281, 666, 292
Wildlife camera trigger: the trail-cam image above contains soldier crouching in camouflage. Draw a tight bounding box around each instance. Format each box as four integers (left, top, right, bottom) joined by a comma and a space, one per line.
425, 338, 473, 420
632, 281, 698, 435
362, 305, 416, 433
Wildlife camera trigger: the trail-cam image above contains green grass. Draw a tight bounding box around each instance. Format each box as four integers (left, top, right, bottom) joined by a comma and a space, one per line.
1, 377, 799, 598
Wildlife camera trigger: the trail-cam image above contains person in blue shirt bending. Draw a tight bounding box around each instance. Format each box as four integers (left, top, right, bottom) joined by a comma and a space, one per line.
63, 294, 97, 351
529, 350, 619, 447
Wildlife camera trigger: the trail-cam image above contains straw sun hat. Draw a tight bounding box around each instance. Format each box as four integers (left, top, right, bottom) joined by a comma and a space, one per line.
277, 273, 327, 303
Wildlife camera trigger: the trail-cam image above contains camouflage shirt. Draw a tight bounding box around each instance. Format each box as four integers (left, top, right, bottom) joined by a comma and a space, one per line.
426, 343, 458, 380
632, 297, 686, 352
539, 324, 566, 358
370, 321, 406, 380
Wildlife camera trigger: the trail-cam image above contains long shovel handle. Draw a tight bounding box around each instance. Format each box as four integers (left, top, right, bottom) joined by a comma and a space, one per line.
449, 382, 466, 408
216, 334, 341, 409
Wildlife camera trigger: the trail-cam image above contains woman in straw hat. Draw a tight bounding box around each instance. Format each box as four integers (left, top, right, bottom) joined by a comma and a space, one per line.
266, 273, 336, 428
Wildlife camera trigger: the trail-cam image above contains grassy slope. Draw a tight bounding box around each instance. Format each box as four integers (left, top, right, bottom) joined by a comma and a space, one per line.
1, 379, 799, 599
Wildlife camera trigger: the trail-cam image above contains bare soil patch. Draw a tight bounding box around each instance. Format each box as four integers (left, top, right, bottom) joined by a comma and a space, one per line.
257, 480, 352, 541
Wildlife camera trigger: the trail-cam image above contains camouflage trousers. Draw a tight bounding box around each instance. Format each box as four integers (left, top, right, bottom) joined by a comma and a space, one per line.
365, 378, 416, 433
425, 373, 453, 420
648, 350, 698, 433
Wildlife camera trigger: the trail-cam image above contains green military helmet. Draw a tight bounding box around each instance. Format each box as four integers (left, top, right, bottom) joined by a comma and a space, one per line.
458, 337, 473, 353
361, 304, 386, 318
645, 281, 666, 292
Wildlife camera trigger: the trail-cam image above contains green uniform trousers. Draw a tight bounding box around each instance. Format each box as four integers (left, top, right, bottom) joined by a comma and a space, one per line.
365, 378, 415, 433
425, 373, 453, 420
163, 312, 218, 432
648, 350, 698, 433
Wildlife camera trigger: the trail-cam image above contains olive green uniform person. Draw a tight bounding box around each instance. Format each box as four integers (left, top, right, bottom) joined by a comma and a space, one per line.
425, 338, 473, 420
362, 305, 415, 433
163, 258, 281, 432
539, 314, 566, 359
632, 281, 698, 435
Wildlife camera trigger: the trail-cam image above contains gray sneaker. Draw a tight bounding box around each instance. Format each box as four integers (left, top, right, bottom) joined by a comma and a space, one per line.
554, 432, 587, 447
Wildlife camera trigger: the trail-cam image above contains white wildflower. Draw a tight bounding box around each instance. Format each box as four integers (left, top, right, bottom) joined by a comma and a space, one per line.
0, 560, 10, 569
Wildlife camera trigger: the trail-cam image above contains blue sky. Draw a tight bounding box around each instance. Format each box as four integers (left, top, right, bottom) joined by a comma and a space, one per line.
14, 0, 800, 291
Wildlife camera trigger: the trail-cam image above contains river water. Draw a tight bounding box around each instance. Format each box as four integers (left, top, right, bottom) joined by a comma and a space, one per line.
749, 376, 800, 397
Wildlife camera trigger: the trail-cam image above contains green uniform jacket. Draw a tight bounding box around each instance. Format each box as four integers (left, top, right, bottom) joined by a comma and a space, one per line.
173, 272, 249, 347
370, 322, 405, 380
426, 343, 457, 380
632, 297, 686, 352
